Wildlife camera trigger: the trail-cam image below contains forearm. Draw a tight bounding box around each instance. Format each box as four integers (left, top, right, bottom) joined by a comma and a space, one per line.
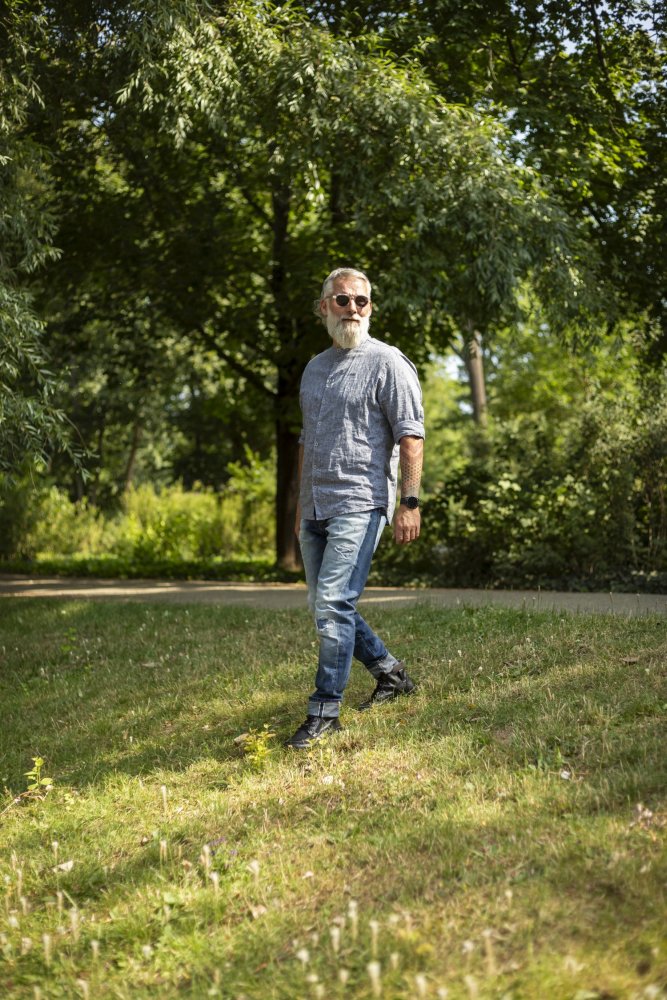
399, 435, 423, 497
394, 436, 423, 545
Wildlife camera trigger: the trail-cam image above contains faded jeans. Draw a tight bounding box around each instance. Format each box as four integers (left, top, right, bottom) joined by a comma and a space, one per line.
299, 509, 399, 718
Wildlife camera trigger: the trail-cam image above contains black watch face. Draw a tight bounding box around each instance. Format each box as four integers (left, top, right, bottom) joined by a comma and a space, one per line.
403, 496, 419, 509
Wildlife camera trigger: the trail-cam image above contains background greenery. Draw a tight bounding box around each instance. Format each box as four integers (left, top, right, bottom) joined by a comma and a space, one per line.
1, 0, 665, 587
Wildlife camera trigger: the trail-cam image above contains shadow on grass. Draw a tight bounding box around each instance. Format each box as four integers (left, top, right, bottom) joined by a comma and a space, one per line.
1, 597, 666, 996
2, 599, 665, 797
2, 598, 311, 786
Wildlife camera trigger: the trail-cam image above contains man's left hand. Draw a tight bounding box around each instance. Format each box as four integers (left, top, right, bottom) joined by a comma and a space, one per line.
394, 507, 421, 544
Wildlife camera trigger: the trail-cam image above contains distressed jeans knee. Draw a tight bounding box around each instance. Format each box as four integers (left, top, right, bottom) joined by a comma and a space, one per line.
316, 616, 337, 636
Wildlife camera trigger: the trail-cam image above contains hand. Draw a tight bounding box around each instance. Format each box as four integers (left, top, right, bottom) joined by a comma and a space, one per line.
294, 503, 301, 539
393, 506, 421, 545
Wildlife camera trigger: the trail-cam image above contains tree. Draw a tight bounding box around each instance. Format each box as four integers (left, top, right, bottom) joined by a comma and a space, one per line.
117, 0, 599, 566
0, 6, 79, 474
11, 2, 272, 502
411, 0, 666, 353
301, 1, 665, 405
9, 0, 636, 569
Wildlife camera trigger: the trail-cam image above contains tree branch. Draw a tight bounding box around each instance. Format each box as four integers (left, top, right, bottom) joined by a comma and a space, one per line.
194, 325, 277, 399
505, 31, 524, 87
587, 0, 624, 121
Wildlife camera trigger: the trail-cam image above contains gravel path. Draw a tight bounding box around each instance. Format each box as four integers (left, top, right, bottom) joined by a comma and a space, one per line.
1, 574, 665, 616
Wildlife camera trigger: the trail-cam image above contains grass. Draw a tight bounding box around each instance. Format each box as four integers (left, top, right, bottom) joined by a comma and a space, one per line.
0, 598, 665, 999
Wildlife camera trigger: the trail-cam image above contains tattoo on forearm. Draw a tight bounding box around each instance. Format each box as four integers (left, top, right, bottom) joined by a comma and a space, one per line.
400, 438, 423, 496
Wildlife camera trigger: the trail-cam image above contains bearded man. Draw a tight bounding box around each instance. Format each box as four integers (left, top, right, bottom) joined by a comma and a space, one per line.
286, 267, 425, 749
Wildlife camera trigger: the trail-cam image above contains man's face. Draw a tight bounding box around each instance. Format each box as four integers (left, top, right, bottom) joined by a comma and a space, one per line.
320, 276, 372, 349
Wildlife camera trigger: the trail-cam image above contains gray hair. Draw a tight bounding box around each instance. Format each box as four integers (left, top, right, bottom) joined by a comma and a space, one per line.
314, 267, 372, 320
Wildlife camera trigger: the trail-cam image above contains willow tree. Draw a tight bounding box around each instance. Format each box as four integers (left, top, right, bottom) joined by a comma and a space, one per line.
0, 8, 79, 473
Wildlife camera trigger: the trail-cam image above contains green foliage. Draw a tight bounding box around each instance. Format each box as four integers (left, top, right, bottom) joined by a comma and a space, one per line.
2, 451, 276, 566
376, 338, 667, 591
0, 8, 80, 474
236, 725, 276, 771
405, 415, 665, 590
393, 0, 667, 353
25, 486, 110, 558
3, 0, 665, 570
0, 475, 39, 559
117, 452, 274, 562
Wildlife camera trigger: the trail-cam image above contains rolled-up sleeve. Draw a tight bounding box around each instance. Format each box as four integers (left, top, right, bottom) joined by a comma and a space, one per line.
378, 352, 425, 444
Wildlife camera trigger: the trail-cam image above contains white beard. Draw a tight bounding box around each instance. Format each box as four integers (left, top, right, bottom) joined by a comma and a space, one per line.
327, 312, 371, 349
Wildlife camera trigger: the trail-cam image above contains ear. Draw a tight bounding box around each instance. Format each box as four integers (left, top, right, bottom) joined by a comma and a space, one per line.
319, 298, 328, 318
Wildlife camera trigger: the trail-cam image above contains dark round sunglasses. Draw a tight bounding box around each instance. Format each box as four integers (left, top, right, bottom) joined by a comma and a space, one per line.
328, 294, 370, 309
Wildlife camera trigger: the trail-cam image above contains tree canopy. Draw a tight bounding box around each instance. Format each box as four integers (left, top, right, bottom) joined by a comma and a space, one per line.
1, 0, 664, 569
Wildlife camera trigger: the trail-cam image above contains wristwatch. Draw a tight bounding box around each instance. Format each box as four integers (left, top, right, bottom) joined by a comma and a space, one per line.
400, 496, 420, 510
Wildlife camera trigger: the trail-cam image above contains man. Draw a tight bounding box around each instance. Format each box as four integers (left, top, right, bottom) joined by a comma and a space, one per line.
286, 266, 425, 750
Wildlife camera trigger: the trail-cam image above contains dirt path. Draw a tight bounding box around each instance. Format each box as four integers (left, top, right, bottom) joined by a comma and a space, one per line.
1, 574, 665, 616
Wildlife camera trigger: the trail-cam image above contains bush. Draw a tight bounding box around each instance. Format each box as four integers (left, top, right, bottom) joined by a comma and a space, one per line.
1, 451, 276, 567
373, 385, 667, 591
0, 475, 41, 560
26, 486, 112, 557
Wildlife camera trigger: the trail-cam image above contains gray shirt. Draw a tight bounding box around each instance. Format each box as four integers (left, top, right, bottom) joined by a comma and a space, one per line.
299, 337, 425, 522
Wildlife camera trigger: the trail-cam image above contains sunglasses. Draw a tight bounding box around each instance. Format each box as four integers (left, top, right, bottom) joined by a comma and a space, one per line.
328, 294, 370, 309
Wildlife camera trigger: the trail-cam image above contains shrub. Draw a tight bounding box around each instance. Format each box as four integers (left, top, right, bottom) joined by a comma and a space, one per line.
373, 384, 667, 591
2, 451, 276, 566
0, 475, 40, 559
26, 486, 112, 557
118, 452, 274, 562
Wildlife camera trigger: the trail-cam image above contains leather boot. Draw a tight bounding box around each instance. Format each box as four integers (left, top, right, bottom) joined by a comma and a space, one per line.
285, 715, 343, 749
357, 661, 416, 711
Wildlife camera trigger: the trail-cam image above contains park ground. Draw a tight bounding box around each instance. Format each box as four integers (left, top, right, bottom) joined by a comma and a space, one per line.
0, 596, 666, 998
1, 574, 666, 615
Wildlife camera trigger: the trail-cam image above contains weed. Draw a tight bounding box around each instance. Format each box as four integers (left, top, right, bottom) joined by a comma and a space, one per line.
0, 757, 54, 818
23, 757, 54, 794
236, 724, 276, 770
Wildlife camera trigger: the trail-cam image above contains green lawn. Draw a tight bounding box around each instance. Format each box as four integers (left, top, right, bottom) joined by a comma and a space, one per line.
1, 599, 665, 999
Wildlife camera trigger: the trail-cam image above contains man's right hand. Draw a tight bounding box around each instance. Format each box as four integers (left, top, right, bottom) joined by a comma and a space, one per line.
294, 504, 301, 539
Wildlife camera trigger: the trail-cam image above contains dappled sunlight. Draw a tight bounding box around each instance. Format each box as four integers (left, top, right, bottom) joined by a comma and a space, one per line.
1, 600, 665, 996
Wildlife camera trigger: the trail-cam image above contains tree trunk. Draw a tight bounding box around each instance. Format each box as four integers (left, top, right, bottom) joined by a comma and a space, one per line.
270, 177, 303, 570
123, 417, 142, 492
462, 324, 488, 428
89, 422, 105, 506
275, 401, 301, 571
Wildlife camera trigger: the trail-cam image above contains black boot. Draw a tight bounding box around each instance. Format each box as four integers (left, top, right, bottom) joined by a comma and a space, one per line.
285, 715, 343, 749
357, 661, 416, 711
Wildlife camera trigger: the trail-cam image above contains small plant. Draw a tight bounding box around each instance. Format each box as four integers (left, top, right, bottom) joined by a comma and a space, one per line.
0, 757, 55, 817
236, 725, 276, 770
24, 756, 54, 794
59, 628, 78, 656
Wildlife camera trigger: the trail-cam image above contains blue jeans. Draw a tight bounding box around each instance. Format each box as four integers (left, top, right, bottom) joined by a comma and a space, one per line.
299, 509, 399, 718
